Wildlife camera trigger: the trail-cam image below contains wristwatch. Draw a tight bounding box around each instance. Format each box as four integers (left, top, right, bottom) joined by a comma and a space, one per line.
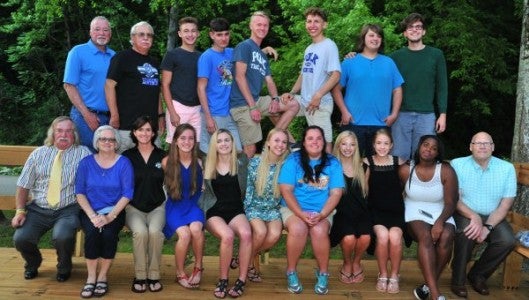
483, 223, 494, 231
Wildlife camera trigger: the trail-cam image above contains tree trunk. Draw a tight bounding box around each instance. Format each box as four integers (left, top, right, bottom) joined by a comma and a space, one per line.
166, 6, 179, 51
512, 0, 529, 215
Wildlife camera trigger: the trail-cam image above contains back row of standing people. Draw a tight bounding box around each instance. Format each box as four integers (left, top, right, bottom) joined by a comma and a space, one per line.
63, 10, 447, 161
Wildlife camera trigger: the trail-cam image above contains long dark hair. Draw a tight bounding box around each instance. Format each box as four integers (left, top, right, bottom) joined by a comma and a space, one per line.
165, 124, 200, 200
299, 125, 329, 183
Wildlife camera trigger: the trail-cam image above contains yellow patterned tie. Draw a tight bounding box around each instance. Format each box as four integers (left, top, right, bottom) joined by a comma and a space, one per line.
47, 150, 63, 208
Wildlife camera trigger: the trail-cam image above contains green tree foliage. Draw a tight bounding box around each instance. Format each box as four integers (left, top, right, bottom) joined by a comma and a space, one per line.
0, 0, 522, 158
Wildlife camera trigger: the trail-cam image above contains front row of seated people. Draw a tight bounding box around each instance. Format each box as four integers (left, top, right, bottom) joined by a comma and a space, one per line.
12, 116, 517, 299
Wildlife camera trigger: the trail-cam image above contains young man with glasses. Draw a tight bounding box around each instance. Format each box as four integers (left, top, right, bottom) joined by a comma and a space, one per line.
105, 21, 164, 153
390, 13, 448, 161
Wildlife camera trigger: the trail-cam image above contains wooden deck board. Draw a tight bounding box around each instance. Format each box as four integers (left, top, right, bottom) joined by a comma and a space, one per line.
0, 248, 527, 299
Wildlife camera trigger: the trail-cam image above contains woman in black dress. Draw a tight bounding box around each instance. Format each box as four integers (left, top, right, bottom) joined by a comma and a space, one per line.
330, 131, 371, 284
363, 128, 405, 294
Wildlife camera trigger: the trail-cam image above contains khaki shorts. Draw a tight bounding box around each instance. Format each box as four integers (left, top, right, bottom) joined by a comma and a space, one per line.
293, 94, 334, 143
229, 96, 271, 146
280, 206, 336, 228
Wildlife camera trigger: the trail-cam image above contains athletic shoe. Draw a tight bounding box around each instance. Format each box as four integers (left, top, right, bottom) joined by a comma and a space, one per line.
413, 284, 430, 300
286, 271, 302, 294
314, 270, 329, 295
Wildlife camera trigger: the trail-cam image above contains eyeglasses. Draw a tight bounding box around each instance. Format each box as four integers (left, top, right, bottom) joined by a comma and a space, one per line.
134, 32, 154, 38
99, 137, 117, 143
406, 24, 424, 31
471, 142, 494, 147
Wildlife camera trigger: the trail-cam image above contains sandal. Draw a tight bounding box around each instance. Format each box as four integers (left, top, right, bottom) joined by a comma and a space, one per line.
93, 281, 108, 297
188, 266, 204, 287
147, 279, 163, 292
214, 278, 229, 299
230, 256, 239, 269
228, 278, 246, 298
176, 274, 195, 289
352, 269, 365, 283
387, 276, 400, 294
131, 278, 146, 293
376, 275, 388, 293
247, 266, 262, 282
80, 283, 95, 298
339, 268, 354, 284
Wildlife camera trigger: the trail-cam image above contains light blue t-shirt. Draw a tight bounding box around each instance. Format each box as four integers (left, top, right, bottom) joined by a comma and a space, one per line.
300, 38, 341, 107
63, 39, 115, 111
197, 47, 234, 116
340, 54, 404, 126
229, 39, 271, 108
451, 155, 517, 215
278, 152, 344, 212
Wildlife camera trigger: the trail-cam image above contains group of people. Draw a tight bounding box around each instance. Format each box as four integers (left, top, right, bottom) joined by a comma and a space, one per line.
10, 6, 519, 300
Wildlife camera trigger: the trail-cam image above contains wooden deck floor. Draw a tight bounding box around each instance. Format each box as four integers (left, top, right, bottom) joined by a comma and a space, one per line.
0, 247, 527, 299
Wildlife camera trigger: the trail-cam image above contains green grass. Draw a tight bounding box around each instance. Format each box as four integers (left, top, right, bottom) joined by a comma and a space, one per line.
0, 210, 418, 260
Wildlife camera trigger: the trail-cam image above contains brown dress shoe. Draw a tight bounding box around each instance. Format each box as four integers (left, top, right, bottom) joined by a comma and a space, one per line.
469, 278, 489, 295
451, 285, 468, 298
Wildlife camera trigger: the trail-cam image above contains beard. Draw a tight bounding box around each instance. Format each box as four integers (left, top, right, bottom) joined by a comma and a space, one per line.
94, 37, 109, 46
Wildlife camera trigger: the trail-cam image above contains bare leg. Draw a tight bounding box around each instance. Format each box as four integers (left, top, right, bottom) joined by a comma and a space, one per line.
230, 214, 253, 281
310, 220, 331, 273
408, 221, 441, 299
388, 227, 403, 279
285, 215, 308, 272
206, 217, 234, 280
175, 226, 191, 277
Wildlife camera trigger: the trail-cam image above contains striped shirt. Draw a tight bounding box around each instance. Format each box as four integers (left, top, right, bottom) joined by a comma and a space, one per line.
17, 145, 91, 210
451, 155, 516, 215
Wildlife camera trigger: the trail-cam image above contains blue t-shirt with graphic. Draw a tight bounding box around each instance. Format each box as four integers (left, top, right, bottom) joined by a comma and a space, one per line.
278, 152, 344, 212
229, 39, 271, 108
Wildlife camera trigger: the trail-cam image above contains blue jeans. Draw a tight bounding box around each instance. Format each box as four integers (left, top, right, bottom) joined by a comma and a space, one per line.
70, 107, 110, 152
340, 124, 388, 157
392, 112, 436, 160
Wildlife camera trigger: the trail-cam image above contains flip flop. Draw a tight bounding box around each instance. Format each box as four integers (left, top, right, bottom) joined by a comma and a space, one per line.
131, 278, 146, 293
339, 269, 354, 284
352, 269, 365, 283
147, 279, 163, 292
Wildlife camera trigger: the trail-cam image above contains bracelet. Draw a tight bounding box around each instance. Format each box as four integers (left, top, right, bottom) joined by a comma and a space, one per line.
272, 96, 280, 102
89, 213, 97, 219
158, 113, 165, 117
15, 208, 27, 216
249, 106, 258, 111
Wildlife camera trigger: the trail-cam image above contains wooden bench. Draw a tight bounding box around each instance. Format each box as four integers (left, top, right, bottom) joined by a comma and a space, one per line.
502, 162, 529, 289
0, 145, 36, 210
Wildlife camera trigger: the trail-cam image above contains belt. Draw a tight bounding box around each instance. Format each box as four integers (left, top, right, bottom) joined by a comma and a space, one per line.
88, 108, 110, 117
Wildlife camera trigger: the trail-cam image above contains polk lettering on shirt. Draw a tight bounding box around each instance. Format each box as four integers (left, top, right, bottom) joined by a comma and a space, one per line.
251, 51, 267, 76
303, 52, 319, 74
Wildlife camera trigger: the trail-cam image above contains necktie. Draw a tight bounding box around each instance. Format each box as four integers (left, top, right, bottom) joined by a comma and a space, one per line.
47, 150, 63, 208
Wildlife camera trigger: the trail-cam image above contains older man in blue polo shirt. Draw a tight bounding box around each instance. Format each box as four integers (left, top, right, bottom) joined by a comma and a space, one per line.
63, 16, 114, 152
450, 131, 516, 298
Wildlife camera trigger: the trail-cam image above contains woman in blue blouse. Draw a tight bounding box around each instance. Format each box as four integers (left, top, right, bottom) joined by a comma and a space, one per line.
76, 125, 134, 298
